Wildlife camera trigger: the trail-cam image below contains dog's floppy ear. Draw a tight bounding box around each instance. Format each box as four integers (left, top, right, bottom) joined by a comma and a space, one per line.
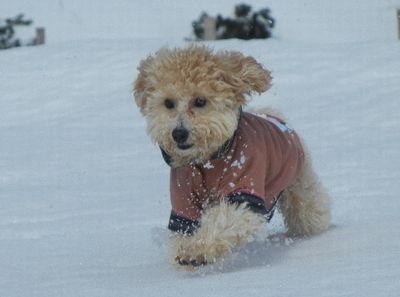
133, 55, 154, 114
217, 51, 272, 96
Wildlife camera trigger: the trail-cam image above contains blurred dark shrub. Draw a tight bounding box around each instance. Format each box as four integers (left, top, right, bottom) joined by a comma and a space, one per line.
192, 3, 275, 41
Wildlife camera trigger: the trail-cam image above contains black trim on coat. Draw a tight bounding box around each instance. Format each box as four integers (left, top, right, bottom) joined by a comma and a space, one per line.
168, 211, 200, 235
227, 192, 280, 222
160, 108, 243, 167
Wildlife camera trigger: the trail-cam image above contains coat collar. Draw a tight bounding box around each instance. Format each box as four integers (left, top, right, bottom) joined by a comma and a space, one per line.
160, 107, 242, 167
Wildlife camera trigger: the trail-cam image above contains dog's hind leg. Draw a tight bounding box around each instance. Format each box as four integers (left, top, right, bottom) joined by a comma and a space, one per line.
278, 152, 331, 237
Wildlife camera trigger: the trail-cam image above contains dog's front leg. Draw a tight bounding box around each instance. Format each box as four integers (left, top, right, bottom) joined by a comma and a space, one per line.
170, 199, 265, 269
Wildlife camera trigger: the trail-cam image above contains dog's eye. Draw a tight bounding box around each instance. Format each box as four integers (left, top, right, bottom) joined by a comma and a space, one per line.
194, 97, 207, 108
164, 99, 175, 109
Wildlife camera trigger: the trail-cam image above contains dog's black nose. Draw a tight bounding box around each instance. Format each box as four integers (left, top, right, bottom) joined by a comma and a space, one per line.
172, 128, 189, 144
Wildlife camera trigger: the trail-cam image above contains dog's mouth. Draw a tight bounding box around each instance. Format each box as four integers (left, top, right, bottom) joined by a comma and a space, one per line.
177, 143, 193, 150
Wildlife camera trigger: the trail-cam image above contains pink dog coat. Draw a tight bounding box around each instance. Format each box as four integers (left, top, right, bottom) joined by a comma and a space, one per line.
163, 111, 305, 234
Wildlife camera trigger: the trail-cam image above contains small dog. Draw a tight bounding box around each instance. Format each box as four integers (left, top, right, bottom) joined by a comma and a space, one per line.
133, 46, 331, 269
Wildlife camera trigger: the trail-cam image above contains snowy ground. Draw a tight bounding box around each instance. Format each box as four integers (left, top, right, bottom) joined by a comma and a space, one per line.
1, 1, 400, 297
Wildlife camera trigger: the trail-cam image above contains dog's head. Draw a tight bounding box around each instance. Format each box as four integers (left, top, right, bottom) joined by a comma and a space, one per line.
133, 46, 271, 167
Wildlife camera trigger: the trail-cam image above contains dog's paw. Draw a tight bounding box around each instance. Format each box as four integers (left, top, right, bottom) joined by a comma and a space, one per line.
175, 255, 208, 268
173, 239, 231, 270
175, 242, 218, 271
174, 250, 219, 271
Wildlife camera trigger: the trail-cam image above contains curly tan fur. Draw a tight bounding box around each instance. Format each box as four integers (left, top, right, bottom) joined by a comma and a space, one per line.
133, 46, 331, 270
278, 144, 331, 237
133, 46, 271, 166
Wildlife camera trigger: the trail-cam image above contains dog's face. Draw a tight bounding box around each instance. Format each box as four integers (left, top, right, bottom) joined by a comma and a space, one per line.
133, 46, 271, 167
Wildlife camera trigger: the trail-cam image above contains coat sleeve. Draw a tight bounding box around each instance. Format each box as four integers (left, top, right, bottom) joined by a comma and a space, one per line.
168, 167, 204, 234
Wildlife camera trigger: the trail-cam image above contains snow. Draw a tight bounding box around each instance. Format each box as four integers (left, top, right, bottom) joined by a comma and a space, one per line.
203, 161, 214, 169
1, 1, 400, 297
